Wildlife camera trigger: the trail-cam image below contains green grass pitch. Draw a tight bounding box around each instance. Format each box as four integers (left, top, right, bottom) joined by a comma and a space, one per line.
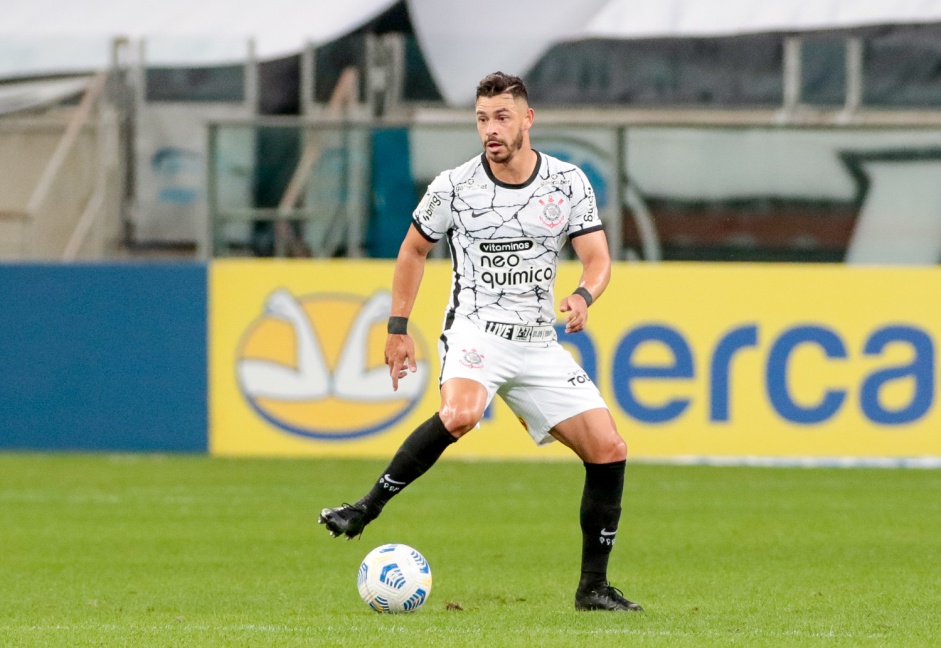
1, 454, 939, 647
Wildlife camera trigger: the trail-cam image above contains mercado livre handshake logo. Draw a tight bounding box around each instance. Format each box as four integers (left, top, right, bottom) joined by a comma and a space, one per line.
236, 289, 429, 440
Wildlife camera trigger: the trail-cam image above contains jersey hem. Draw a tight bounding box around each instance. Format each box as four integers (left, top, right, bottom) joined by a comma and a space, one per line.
568, 224, 605, 239
411, 220, 439, 243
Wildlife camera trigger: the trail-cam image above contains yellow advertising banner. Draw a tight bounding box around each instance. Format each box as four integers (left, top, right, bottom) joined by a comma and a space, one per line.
210, 261, 941, 460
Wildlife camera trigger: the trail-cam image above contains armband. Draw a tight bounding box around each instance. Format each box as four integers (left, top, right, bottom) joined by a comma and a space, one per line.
387, 316, 409, 335
572, 287, 594, 307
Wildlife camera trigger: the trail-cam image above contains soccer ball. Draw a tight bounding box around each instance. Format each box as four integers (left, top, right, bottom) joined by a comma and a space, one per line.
357, 544, 432, 613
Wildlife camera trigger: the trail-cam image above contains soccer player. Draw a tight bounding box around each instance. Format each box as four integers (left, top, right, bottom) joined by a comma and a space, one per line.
319, 71, 642, 612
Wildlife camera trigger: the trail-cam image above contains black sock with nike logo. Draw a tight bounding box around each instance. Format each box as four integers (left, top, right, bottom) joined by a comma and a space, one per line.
360, 412, 456, 516
578, 459, 626, 591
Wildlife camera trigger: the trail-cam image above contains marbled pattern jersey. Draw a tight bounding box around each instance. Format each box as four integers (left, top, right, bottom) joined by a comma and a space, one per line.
412, 151, 602, 333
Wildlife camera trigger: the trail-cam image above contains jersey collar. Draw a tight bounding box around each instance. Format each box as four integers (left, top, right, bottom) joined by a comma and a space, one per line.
480, 150, 542, 189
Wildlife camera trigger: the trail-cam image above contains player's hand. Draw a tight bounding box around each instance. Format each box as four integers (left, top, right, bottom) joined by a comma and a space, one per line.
385, 334, 417, 391
559, 294, 589, 334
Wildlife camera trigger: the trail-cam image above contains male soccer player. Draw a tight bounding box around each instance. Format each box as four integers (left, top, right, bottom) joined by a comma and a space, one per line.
319, 71, 642, 612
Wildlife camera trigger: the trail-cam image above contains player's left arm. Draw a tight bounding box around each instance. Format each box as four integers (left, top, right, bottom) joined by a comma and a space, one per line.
560, 229, 611, 334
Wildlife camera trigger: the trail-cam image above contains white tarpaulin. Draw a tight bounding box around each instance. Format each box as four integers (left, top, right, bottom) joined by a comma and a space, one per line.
0, 76, 90, 115
404, 0, 611, 108
582, 0, 941, 38
4, 0, 941, 102
0, 0, 398, 76
407, 0, 941, 104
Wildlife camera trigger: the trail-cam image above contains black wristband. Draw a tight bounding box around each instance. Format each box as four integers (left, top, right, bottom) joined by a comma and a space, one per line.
387, 316, 409, 335
572, 286, 594, 307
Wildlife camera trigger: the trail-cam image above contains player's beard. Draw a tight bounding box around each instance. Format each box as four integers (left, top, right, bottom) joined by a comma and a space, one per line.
485, 128, 524, 164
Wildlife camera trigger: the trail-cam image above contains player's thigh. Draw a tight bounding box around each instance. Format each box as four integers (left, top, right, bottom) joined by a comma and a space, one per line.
550, 407, 626, 464
437, 322, 517, 435
439, 378, 489, 437
499, 342, 609, 446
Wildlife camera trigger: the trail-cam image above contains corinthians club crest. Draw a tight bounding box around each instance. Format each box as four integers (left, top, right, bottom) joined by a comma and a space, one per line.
538, 196, 565, 228
459, 348, 485, 369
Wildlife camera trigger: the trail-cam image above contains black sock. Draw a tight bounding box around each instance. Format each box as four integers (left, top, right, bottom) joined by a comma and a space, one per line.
578, 459, 626, 591
360, 413, 456, 515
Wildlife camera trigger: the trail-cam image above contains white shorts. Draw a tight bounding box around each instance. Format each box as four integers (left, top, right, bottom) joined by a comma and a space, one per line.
438, 319, 609, 445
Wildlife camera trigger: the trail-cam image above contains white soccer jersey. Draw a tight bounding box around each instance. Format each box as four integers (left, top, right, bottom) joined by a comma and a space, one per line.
412, 151, 601, 336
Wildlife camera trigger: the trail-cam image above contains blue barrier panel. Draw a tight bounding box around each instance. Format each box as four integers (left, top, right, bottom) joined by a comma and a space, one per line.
0, 263, 207, 451
366, 127, 414, 259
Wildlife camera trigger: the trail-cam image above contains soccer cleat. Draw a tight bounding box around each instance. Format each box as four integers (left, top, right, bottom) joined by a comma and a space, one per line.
575, 583, 644, 612
318, 501, 377, 540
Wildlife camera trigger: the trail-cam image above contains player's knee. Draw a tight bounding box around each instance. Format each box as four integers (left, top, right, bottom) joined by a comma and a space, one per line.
610, 434, 628, 462
438, 404, 481, 438
597, 432, 627, 463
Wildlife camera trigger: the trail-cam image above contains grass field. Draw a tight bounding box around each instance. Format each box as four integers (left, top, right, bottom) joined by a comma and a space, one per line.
1, 455, 939, 647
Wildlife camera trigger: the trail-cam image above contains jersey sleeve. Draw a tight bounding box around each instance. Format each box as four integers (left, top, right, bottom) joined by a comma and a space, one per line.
567, 168, 603, 239
411, 172, 454, 242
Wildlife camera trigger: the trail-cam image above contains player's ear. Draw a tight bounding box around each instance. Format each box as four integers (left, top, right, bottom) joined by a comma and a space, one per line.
522, 106, 535, 131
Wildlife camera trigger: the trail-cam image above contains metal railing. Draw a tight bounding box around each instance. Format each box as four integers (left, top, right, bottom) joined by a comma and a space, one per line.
207, 113, 941, 265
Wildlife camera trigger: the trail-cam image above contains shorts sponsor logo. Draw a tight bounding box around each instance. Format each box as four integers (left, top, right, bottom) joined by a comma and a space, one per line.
485, 321, 554, 343
235, 289, 429, 440
485, 321, 514, 339
566, 369, 593, 386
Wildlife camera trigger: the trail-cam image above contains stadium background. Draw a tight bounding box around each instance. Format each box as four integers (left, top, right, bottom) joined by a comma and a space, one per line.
2, 0, 941, 464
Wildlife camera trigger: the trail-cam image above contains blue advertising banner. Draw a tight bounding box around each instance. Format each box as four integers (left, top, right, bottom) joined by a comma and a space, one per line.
0, 263, 207, 451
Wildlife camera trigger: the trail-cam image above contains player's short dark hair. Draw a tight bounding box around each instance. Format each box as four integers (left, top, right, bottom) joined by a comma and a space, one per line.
476, 72, 529, 102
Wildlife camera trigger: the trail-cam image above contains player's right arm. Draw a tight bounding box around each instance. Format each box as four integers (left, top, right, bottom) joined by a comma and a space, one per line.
386, 172, 453, 390
385, 224, 437, 391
